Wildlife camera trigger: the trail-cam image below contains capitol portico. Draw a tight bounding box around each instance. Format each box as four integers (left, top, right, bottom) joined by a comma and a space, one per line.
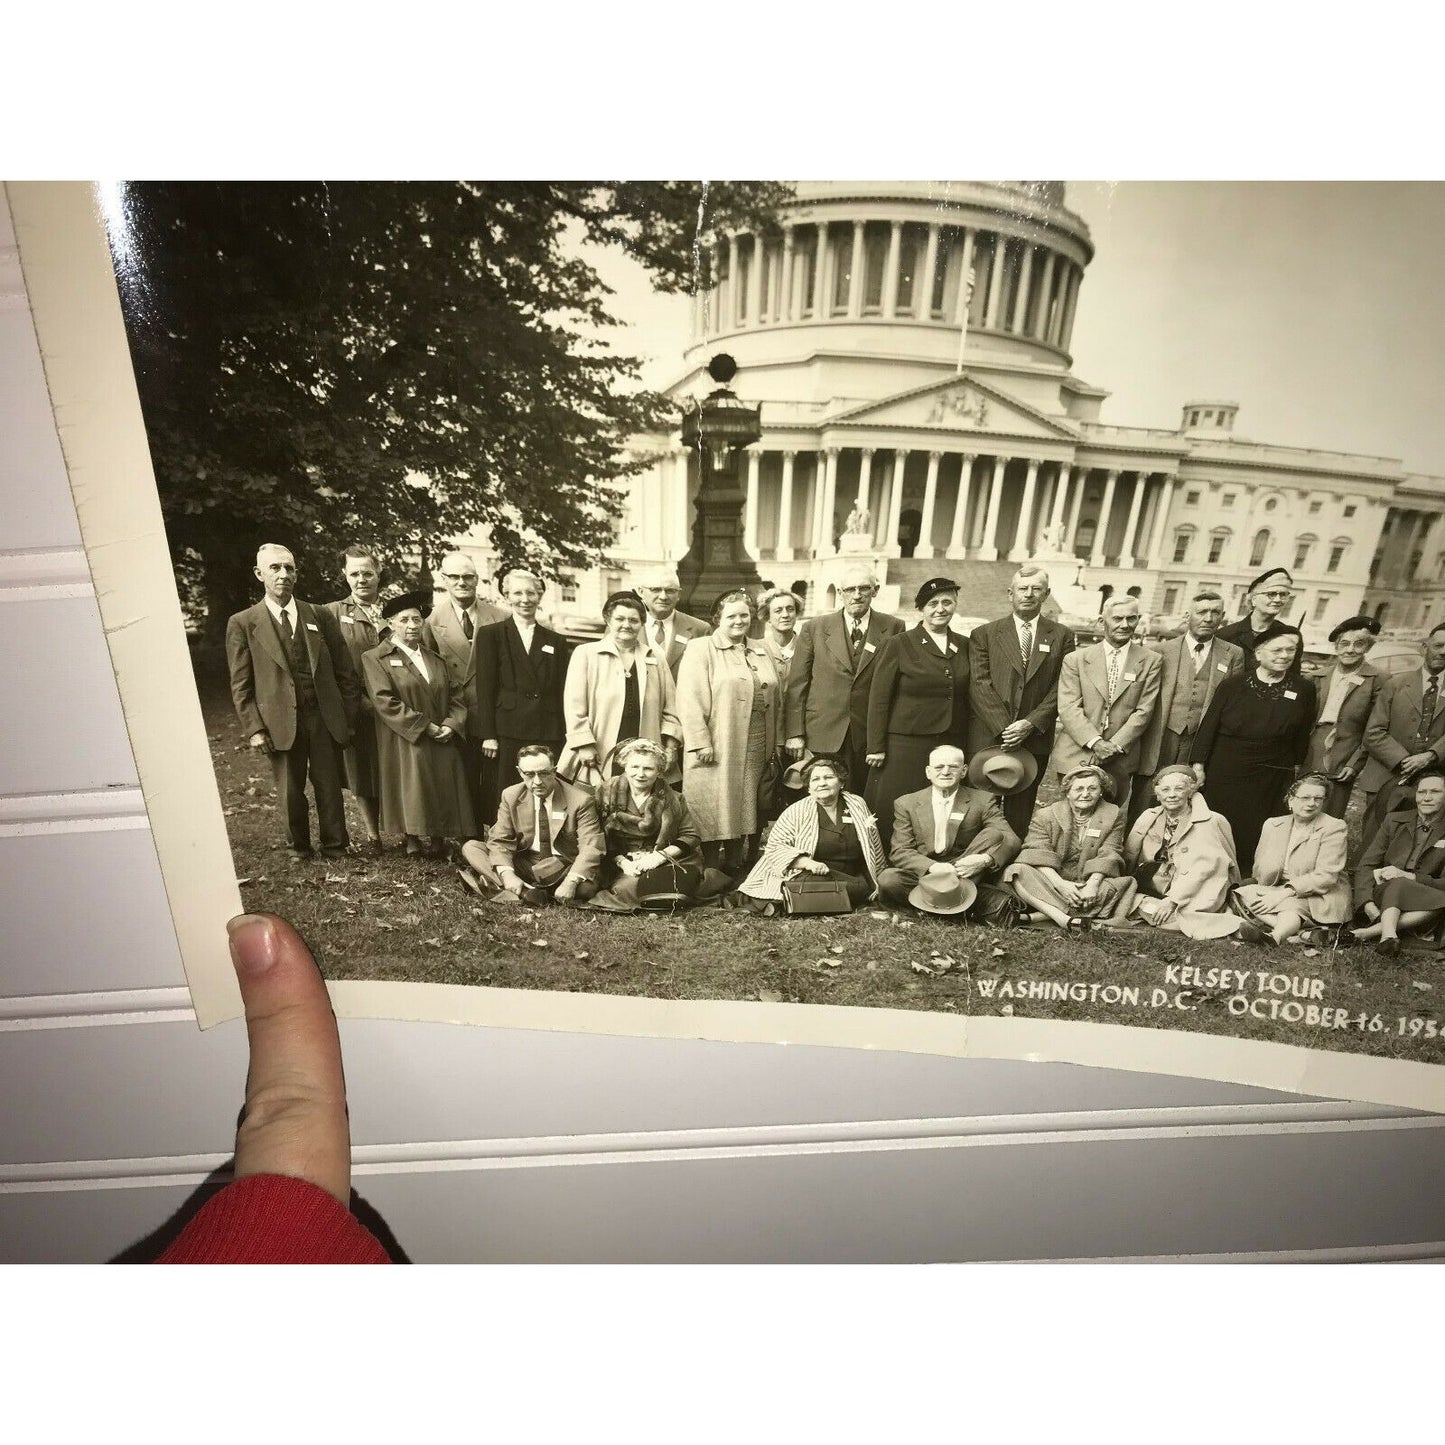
479, 183, 1443, 646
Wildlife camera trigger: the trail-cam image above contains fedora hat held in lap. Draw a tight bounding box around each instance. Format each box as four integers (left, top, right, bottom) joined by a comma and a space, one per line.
967, 746, 1039, 796
908, 872, 977, 915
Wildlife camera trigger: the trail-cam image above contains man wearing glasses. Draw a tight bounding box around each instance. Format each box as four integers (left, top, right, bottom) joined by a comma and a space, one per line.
784, 563, 904, 793
632, 564, 709, 677
426, 551, 506, 834
459, 745, 602, 905
1216, 568, 1301, 659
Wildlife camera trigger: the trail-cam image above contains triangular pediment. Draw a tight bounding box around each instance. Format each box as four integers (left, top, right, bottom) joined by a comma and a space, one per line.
829, 373, 1080, 440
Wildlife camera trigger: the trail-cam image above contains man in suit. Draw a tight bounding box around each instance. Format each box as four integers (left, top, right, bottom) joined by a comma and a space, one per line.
324, 544, 389, 853
784, 562, 904, 791
1308, 614, 1383, 820
1130, 589, 1245, 825
226, 543, 359, 859
1362, 622, 1445, 839
967, 565, 1076, 835
458, 745, 603, 905
633, 563, 709, 676
426, 550, 507, 832
877, 745, 1021, 924
1051, 596, 1163, 814
472, 568, 573, 826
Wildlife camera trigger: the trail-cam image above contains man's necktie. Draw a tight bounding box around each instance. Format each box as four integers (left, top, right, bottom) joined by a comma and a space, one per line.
653, 620, 666, 652
536, 798, 552, 855
1106, 649, 1121, 701
279, 608, 310, 675
1422, 674, 1440, 745
850, 624, 865, 662
1192, 644, 1205, 673
462, 610, 474, 641
1019, 621, 1033, 664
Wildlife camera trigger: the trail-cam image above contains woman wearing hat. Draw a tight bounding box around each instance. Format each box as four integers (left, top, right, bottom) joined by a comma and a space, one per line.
676, 589, 781, 876
1231, 773, 1350, 946
864, 577, 970, 850
1216, 568, 1302, 659
732, 756, 886, 915
589, 738, 721, 910
558, 591, 683, 787
1125, 764, 1242, 938
1306, 614, 1382, 818
1004, 765, 1135, 933
1189, 629, 1317, 873
361, 591, 475, 857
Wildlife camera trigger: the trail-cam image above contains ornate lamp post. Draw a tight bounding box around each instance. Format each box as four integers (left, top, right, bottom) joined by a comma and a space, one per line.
676, 353, 763, 616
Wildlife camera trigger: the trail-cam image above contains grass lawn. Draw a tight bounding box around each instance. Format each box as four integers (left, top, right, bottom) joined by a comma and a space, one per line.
195, 651, 1445, 1065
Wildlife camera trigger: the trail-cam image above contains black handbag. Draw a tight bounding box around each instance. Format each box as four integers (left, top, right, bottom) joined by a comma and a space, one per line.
779, 876, 852, 915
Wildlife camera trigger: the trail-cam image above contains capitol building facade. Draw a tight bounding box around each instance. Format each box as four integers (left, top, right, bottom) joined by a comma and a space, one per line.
495, 182, 1444, 644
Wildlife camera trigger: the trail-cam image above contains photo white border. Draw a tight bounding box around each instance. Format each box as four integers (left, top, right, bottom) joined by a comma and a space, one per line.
15, 177, 1445, 1113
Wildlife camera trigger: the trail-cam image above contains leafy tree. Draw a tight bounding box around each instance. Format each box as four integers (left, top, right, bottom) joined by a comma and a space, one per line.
113, 180, 792, 635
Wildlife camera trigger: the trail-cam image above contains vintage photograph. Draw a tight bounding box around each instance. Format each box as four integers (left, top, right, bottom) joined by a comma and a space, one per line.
57, 180, 1445, 1081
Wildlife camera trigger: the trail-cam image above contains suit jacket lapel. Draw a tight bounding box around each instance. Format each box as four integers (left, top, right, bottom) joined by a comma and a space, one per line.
251, 603, 290, 672
1021, 619, 1047, 685
824, 614, 853, 673
510, 621, 538, 683
296, 601, 322, 672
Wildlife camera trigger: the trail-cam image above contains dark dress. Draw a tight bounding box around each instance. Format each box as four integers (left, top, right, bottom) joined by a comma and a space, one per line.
1190, 670, 1316, 873
324, 598, 387, 799
810, 802, 874, 906
1215, 616, 1301, 660
864, 625, 970, 849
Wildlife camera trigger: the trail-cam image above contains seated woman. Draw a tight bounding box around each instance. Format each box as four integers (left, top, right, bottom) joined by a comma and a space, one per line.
1348, 768, 1445, 957
361, 590, 475, 857
1124, 764, 1243, 939
1231, 773, 1350, 947
1004, 765, 1136, 934
590, 738, 723, 910
732, 756, 887, 916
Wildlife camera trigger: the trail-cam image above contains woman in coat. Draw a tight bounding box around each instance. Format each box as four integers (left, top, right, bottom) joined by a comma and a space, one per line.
1190, 629, 1316, 874
1231, 773, 1351, 946
1348, 768, 1445, 957
1125, 764, 1243, 938
589, 738, 722, 910
559, 591, 682, 785
733, 756, 887, 916
1004, 765, 1136, 933
864, 576, 970, 850
361, 591, 475, 856
676, 589, 781, 876
757, 587, 806, 820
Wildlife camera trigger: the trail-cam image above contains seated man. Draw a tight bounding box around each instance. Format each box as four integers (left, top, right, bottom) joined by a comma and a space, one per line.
877, 745, 1022, 925
1349, 767, 1445, 957
459, 744, 603, 906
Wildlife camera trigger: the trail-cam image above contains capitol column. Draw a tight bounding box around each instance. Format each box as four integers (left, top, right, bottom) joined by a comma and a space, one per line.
1089, 470, 1119, 568
1009, 244, 1035, 334
946, 454, 976, 559
1048, 464, 1074, 538
744, 450, 762, 555
854, 448, 874, 515
780, 225, 795, 322
847, 221, 866, 319
1009, 457, 1041, 561
916, 451, 942, 558
884, 450, 908, 557
954, 228, 976, 324
1034, 251, 1058, 340
977, 455, 1008, 561
1059, 265, 1082, 351
882, 221, 903, 319
814, 448, 840, 556
1119, 471, 1150, 568
776, 452, 796, 562
814, 222, 829, 318
1144, 474, 1179, 567
727, 234, 741, 328
746, 234, 763, 325
984, 236, 1008, 331
920, 224, 939, 318
1065, 465, 1090, 553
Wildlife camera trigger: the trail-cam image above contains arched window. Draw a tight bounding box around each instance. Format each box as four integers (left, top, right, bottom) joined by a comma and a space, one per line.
1263, 496, 1279, 513
1172, 526, 1195, 564
1293, 534, 1317, 571
1208, 528, 1231, 565
1250, 529, 1271, 567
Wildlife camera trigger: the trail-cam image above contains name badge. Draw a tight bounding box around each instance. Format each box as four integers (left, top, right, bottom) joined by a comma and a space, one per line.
645, 655, 657, 665
1284, 690, 1298, 700
863, 642, 876, 653
950, 812, 966, 821
1037, 643, 1051, 653
1124, 672, 1137, 682
1086, 828, 1102, 837
1216, 662, 1228, 672
305, 622, 319, 631
842, 817, 855, 827
541, 643, 556, 654
340, 615, 354, 624
389, 658, 405, 667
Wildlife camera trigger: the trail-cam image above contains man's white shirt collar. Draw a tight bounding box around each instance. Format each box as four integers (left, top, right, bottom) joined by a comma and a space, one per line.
846, 610, 872, 633
264, 597, 296, 628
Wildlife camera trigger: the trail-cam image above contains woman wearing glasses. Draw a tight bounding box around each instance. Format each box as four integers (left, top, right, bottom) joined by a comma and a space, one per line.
1216, 568, 1301, 659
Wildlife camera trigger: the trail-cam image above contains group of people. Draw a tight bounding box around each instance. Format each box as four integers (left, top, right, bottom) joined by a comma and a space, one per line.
226, 544, 1445, 955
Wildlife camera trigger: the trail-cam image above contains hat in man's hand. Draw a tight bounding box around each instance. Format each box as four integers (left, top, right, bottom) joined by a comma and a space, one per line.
908, 871, 977, 915
783, 749, 815, 789
967, 746, 1039, 796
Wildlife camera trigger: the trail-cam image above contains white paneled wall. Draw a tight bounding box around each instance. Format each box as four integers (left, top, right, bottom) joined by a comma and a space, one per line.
4, 188, 1445, 1263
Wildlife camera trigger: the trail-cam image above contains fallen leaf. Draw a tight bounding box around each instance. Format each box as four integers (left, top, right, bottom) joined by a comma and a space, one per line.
909, 960, 936, 975
325, 873, 347, 884
235, 877, 252, 886
815, 957, 841, 970
594, 958, 617, 970
829, 945, 845, 955
573, 951, 591, 961
1412, 981, 1434, 991
334, 894, 352, 903
375, 921, 395, 932
1303, 948, 1319, 958
400, 913, 421, 926
999, 1004, 1014, 1016
758, 988, 783, 1003
531, 939, 549, 949
450, 933, 464, 943
865, 961, 878, 971
990, 945, 1006, 958
423, 937, 442, 947
870, 911, 890, 921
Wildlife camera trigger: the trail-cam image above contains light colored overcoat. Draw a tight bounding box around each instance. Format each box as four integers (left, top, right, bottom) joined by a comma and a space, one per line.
559, 638, 682, 779
676, 633, 780, 841
1248, 813, 1351, 924
1126, 794, 1240, 917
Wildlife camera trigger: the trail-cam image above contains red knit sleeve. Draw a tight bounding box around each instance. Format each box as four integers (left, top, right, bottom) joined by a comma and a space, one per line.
155, 1174, 391, 1264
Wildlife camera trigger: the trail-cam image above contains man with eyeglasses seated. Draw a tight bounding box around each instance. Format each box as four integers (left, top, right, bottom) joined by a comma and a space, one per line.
784, 563, 904, 798
458, 745, 603, 906
426, 551, 506, 834
1215, 568, 1301, 660
631, 564, 710, 678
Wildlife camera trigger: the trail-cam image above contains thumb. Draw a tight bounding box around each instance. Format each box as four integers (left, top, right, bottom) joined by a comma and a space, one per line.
227, 914, 351, 1206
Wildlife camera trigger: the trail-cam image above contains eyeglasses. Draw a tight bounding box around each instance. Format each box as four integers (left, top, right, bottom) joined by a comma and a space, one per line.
1257, 589, 1292, 599
518, 768, 554, 781
840, 585, 875, 595
441, 573, 477, 583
